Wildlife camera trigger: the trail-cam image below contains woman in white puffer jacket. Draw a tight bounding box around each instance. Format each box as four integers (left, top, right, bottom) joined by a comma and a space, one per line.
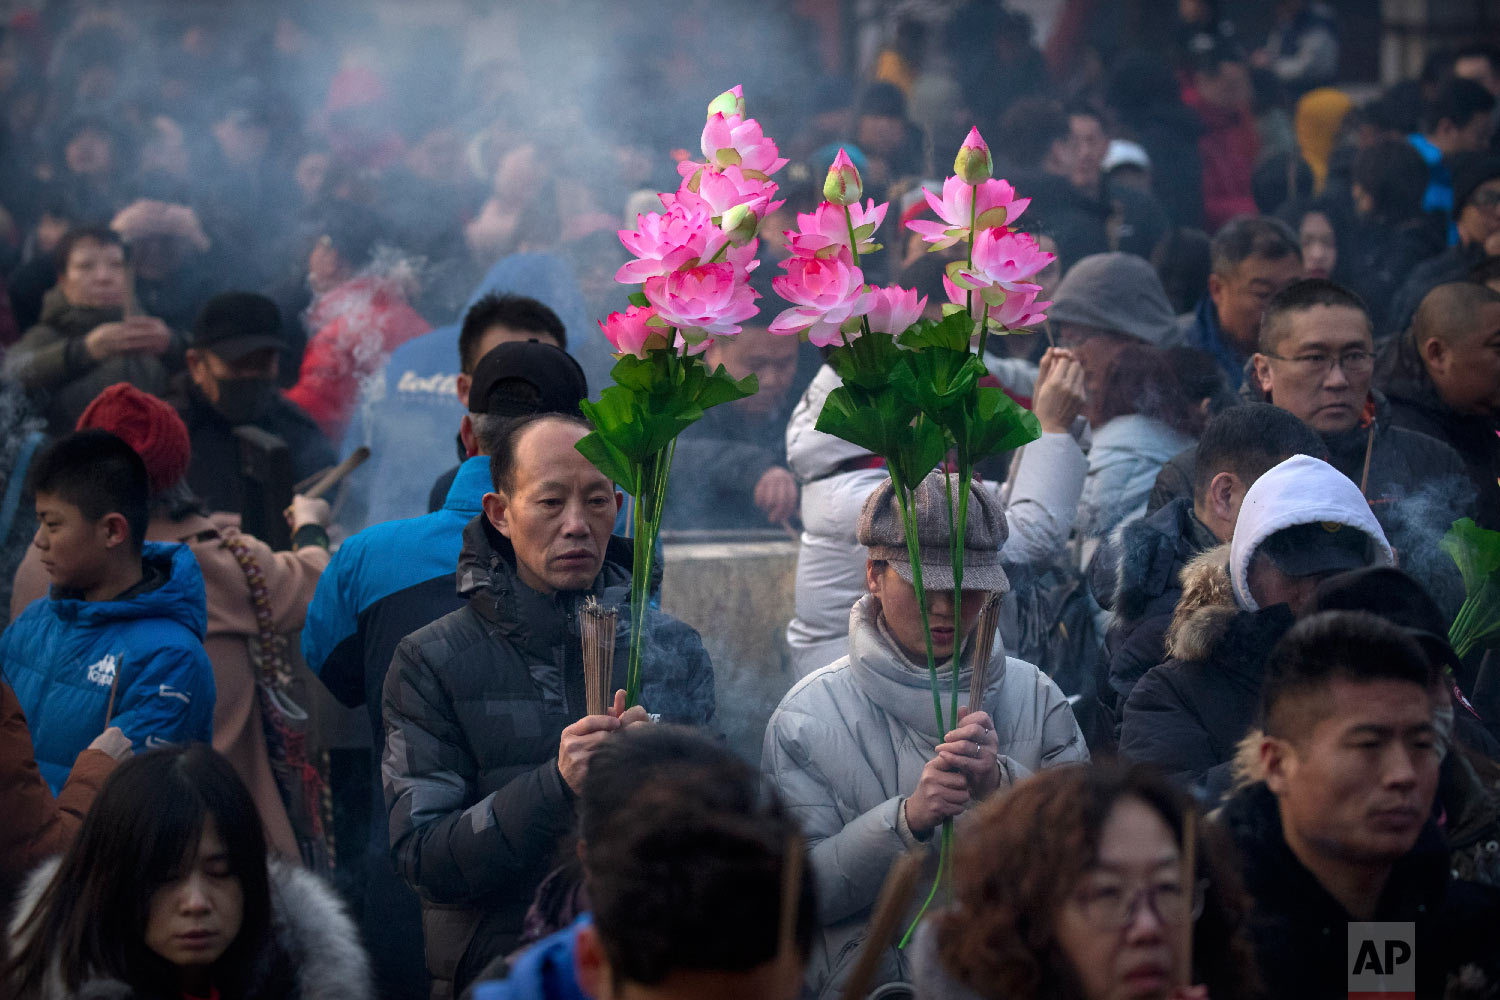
763, 473, 1089, 1000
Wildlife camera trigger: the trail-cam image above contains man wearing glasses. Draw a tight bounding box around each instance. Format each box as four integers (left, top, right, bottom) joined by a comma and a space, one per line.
1248, 280, 1471, 592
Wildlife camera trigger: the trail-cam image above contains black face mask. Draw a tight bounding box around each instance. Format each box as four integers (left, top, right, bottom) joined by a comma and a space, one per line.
210, 377, 276, 425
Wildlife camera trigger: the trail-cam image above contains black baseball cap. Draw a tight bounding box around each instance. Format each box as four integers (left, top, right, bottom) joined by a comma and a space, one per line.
1259, 521, 1376, 579
468, 340, 588, 417
190, 292, 285, 361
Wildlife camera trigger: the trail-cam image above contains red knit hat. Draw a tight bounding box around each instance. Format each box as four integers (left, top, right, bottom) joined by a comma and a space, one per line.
76, 383, 192, 494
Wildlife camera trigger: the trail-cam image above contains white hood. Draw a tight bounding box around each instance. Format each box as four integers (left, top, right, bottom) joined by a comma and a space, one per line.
1229, 454, 1393, 612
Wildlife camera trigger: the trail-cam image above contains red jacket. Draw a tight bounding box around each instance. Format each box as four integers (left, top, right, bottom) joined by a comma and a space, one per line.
0, 679, 118, 901
285, 276, 430, 441
1184, 88, 1259, 232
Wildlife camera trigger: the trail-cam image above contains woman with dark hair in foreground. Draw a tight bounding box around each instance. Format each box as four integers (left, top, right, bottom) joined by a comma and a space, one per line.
5, 744, 369, 1000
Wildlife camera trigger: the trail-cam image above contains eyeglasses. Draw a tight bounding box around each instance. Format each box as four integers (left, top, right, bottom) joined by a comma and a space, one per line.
1264, 350, 1375, 376
1470, 189, 1500, 211
1071, 879, 1209, 930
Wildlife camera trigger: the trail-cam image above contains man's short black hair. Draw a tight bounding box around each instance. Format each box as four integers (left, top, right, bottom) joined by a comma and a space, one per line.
1352, 140, 1430, 222
488, 411, 592, 493
459, 293, 567, 373
1209, 216, 1300, 279
1192, 402, 1328, 500
1262, 610, 1437, 740
54, 225, 125, 279
583, 729, 816, 984
1421, 76, 1496, 135
29, 430, 150, 551
1257, 277, 1372, 355
997, 97, 1069, 171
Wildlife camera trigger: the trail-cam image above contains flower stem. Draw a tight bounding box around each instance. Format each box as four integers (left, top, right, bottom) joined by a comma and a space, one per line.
844, 205, 861, 268
966, 185, 977, 348
893, 468, 950, 948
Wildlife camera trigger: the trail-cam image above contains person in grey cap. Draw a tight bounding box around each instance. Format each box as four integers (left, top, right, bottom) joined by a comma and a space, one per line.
1048, 252, 1179, 421
762, 470, 1088, 1000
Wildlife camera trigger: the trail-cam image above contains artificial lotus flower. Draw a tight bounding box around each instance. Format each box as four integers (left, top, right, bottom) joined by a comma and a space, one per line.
943, 276, 1050, 331
706, 84, 745, 120
823, 148, 863, 206
946, 229, 1055, 295
617, 203, 726, 283
905, 176, 1030, 251
665, 164, 783, 227
864, 284, 928, 336
599, 304, 666, 359
785, 200, 887, 260
953, 127, 993, 185
701, 112, 788, 178
768, 255, 874, 347
644, 262, 761, 342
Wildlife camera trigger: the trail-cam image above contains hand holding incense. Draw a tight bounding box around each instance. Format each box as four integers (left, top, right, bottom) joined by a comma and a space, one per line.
581, 597, 618, 717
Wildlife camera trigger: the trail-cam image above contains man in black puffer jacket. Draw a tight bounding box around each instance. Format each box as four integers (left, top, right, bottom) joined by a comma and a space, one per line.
1218, 611, 1500, 1000
382, 414, 716, 999
1102, 403, 1325, 710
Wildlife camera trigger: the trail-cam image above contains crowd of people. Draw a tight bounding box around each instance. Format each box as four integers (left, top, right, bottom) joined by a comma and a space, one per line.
2, 1, 1500, 999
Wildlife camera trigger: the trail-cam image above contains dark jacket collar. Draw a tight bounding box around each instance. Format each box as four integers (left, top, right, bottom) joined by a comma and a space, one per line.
1116, 497, 1220, 620
1188, 296, 1248, 389
1222, 780, 1450, 924
37, 286, 122, 337
454, 514, 634, 661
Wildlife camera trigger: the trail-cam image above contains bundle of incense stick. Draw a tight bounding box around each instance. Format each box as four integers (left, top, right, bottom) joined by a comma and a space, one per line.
967, 592, 1003, 713
581, 597, 618, 717
840, 849, 922, 1000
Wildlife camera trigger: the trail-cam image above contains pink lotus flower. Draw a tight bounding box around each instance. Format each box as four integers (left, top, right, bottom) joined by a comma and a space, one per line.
665, 164, 783, 228
864, 285, 927, 336
942, 277, 1051, 331
617, 203, 726, 283
599, 305, 666, 359
768, 255, 874, 347
701, 112, 788, 178
823, 148, 862, 206
905, 176, 1030, 251
785, 200, 887, 260
953, 127, 993, 184
644, 262, 760, 343
947, 229, 1055, 295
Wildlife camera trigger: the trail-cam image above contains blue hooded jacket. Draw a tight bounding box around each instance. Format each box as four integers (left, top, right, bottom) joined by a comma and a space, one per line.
1, 541, 214, 793
470, 916, 590, 1000
336, 254, 607, 533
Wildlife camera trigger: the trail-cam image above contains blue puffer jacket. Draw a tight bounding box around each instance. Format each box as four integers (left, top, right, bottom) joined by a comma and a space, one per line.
1, 541, 214, 793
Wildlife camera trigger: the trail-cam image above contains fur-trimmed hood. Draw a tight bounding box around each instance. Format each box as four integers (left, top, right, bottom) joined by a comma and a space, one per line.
8, 856, 371, 1000
1163, 543, 1238, 662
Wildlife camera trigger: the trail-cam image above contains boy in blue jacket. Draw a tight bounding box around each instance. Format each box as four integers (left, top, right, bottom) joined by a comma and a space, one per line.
1, 430, 214, 793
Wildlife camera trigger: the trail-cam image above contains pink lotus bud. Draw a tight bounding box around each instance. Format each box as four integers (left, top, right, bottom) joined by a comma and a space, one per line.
720, 203, 760, 247
707, 85, 746, 120
953, 127, 992, 185
823, 149, 863, 206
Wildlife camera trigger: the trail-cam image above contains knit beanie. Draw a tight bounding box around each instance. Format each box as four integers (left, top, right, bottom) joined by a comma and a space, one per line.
76, 383, 192, 494
1047, 252, 1177, 346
